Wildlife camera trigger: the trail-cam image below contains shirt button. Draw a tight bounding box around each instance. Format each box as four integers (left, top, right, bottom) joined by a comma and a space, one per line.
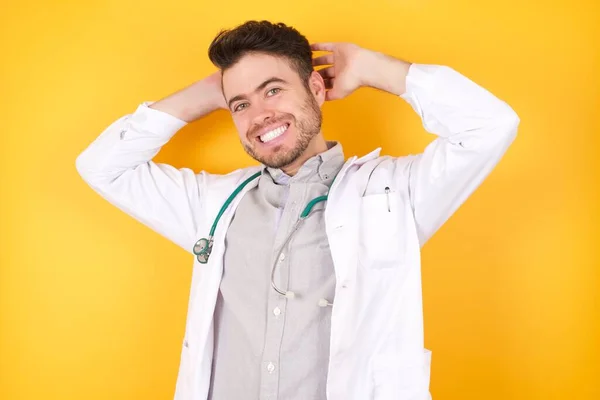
273, 307, 281, 316
279, 253, 285, 262
267, 362, 275, 373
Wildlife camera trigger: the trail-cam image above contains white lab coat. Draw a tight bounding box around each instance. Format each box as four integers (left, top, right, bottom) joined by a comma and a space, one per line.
76, 63, 519, 400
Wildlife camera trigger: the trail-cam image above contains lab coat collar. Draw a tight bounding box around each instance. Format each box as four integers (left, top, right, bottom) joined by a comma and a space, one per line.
354, 147, 382, 165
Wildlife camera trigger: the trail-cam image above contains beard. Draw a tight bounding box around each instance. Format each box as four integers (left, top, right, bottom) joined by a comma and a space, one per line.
242, 93, 322, 169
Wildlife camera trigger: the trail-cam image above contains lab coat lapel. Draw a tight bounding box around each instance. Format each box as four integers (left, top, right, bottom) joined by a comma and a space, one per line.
185, 168, 262, 397
326, 147, 382, 285
208, 169, 262, 271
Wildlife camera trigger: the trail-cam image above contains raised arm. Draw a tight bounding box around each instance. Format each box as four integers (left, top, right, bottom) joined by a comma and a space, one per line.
312, 42, 519, 246
75, 72, 235, 253
398, 63, 518, 245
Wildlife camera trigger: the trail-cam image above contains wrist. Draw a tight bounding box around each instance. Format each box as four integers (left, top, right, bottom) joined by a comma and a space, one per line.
181, 79, 224, 122
150, 78, 224, 123
361, 50, 411, 96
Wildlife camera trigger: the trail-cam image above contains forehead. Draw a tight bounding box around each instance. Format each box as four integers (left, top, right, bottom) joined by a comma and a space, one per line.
222, 53, 300, 99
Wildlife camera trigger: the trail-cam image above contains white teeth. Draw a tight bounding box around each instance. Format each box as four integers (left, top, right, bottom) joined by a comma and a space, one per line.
260, 124, 288, 143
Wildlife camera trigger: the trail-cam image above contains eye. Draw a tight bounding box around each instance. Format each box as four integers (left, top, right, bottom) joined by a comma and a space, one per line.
233, 102, 248, 112
266, 87, 281, 96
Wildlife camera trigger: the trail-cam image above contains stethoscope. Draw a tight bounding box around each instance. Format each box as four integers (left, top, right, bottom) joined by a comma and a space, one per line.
192, 170, 336, 307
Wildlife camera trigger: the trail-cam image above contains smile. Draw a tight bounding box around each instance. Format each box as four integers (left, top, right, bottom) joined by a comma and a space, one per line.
259, 123, 290, 143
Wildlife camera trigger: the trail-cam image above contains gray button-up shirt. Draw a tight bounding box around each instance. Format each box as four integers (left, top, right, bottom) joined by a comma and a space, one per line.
207, 142, 345, 400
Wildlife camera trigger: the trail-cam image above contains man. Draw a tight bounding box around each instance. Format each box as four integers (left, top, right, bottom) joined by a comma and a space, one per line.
76, 20, 519, 400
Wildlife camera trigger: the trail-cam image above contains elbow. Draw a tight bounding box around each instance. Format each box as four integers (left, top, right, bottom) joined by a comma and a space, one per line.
467, 107, 519, 156
75, 150, 105, 187
493, 104, 520, 146
503, 106, 520, 133
75, 152, 89, 181
503, 109, 520, 145
75, 151, 94, 183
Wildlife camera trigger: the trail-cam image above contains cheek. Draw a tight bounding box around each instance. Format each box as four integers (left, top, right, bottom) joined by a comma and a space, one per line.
280, 99, 302, 116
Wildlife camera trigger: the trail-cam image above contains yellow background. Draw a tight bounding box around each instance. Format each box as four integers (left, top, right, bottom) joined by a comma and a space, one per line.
1, 0, 598, 399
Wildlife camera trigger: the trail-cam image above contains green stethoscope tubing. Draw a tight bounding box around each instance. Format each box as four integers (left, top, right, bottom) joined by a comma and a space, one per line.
192, 171, 336, 264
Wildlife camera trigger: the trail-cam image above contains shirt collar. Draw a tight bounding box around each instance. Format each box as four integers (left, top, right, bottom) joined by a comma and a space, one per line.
264, 141, 345, 185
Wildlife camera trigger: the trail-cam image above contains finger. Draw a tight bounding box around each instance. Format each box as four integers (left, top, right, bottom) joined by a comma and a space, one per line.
310, 42, 335, 52
312, 54, 334, 67
325, 88, 341, 101
317, 66, 335, 79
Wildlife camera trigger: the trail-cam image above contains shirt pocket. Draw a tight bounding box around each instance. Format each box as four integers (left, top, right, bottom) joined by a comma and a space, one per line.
358, 190, 406, 269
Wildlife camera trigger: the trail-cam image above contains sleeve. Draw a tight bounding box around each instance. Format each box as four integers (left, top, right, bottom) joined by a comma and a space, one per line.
398, 64, 520, 246
75, 101, 218, 254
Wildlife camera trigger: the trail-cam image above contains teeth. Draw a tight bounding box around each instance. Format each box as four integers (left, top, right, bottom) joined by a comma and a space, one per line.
260, 124, 288, 143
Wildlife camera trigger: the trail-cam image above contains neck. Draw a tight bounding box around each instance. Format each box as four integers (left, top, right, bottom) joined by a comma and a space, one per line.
281, 134, 328, 176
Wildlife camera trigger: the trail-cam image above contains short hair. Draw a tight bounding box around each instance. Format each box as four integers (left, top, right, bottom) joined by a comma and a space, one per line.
208, 20, 313, 87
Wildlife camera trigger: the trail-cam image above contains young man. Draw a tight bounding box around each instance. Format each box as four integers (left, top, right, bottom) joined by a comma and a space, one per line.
76, 20, 519, 400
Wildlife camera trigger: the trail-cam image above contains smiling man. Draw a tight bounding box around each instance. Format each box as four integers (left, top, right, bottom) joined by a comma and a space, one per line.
76, 20, 519, 400
217, 35, 332, 178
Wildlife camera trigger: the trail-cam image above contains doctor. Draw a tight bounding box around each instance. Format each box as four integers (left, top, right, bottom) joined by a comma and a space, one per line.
76, 20, 519, 400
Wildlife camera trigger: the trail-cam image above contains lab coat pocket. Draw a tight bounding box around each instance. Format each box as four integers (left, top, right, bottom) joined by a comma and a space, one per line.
358, 192, 405, 269
372, 349, 432, 400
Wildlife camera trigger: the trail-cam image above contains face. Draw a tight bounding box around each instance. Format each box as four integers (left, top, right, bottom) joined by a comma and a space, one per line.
222, 52, 326, 171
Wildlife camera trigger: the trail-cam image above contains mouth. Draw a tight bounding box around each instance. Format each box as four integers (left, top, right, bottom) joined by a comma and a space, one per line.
255, 123, 291, 144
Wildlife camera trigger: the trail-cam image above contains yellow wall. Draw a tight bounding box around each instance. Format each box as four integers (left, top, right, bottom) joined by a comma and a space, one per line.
1, 0, 598, 399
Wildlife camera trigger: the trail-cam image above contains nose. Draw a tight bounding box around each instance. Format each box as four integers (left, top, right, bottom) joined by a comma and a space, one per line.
250, 103, 277, 126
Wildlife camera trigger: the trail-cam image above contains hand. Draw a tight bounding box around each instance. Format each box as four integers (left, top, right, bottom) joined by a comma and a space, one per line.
311, 42, 367, 101
203, 70, 227, 110
311, 42, 411, 100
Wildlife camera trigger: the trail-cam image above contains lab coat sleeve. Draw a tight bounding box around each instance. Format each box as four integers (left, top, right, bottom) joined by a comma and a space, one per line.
398, 64, 520, 246
76, 101, 214, 254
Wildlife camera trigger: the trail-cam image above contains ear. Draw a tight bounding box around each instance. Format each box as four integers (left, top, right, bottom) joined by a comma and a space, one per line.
308, 70, 326, 106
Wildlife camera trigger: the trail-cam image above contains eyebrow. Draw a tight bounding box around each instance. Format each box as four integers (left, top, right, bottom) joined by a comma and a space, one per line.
227, 77, 289, 109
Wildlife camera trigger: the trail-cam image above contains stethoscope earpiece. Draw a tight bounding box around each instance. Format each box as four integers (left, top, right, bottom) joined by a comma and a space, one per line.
284, 291, 296, 299
318, 298, 333, 307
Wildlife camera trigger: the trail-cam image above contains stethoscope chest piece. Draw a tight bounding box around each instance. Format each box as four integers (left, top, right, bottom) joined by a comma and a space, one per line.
191, 171, 263, 265
193, 237, 212, 264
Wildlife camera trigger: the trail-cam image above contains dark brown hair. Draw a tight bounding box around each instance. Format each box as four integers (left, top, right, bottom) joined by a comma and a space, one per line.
208, 21, 313, 87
